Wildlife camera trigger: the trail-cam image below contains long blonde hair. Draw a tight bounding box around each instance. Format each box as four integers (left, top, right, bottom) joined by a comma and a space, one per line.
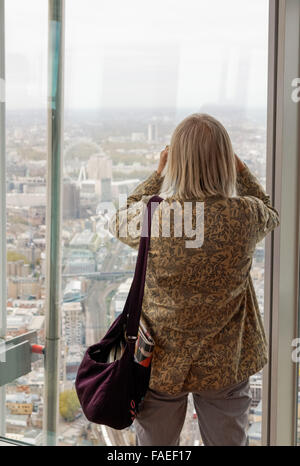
161, 113, 236, 200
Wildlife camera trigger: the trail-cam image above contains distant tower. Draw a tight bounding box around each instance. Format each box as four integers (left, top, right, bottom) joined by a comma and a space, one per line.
86, 153, 113, 198
63, 180, 80, 219
147, 122, 158, 143
87, 153, 112, 180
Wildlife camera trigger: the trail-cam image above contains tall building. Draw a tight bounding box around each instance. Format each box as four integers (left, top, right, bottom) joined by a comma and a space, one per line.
62, 301, 84, 347
7, 260, 30, 277
147, 122, 158, 143
8, 277, 41, 300
113, 278, 133, 319
86, 153, 113, 201
63, 180, 80, 219
101, 178, 112, 202
87, 153, 112, 180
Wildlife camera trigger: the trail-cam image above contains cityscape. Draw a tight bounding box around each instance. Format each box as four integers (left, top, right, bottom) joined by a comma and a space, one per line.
4, 105, 272, 445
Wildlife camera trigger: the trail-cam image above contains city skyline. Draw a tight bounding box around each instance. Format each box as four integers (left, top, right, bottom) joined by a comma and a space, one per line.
4, 105, 269, 445
2, 0, 283, 447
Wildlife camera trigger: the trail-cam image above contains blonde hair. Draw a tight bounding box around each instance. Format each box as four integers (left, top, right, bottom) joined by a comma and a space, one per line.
161, 113, 236, 200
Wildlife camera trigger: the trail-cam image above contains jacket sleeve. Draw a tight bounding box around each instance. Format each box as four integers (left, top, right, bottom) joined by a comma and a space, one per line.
236, 164, 280, 243
108, 170, 164, 249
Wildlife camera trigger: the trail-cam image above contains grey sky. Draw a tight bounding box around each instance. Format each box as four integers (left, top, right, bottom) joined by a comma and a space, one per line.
5, 0, 269, 110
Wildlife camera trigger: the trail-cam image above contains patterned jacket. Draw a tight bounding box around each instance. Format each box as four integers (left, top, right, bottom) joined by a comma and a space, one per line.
109, 165, 280, 394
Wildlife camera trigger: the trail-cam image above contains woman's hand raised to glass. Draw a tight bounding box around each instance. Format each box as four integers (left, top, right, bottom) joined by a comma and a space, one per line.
234, 153, 246, 173
157, 145, 169, 176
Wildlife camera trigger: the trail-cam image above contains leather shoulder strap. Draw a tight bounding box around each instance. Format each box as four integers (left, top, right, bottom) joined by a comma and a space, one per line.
123, 195, 163, 339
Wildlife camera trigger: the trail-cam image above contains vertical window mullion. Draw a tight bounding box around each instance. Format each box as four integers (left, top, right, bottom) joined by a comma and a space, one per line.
267, 0, 300, 446
263, 0, 279, 447
0, 0, 6, 438
43, 0, 65, 446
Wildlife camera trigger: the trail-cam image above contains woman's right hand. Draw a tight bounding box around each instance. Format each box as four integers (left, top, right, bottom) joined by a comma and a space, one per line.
234, 153, 246, 173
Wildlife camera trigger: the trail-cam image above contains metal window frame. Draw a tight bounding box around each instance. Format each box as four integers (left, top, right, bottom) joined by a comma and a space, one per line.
263, 0, 300, 446
43, 0, 65, 446
0, 0, 65, 447
0, 0, 6, 439
0, 435, 32, 446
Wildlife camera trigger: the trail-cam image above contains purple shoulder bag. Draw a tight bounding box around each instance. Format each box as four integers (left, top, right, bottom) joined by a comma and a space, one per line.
75, 195, 163, 429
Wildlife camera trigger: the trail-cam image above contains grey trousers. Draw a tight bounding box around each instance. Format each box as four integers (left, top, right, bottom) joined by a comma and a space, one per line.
134, 379, 252, 446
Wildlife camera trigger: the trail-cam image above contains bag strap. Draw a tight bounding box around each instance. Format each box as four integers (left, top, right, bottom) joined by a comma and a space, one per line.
122, 194, 163, 343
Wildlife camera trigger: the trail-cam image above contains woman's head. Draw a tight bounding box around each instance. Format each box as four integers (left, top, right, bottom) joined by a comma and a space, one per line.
162, 113, 236, 199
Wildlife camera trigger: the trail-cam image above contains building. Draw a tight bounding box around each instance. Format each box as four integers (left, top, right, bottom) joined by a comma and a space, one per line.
113, 278, 133, 319
5, 414, 30, 435
87, 153, 112, 181
85, 154, 113, 200
63, 180, 80, 219
80, 179, 97, 197
63, 249, 96, 275
62, 301, 85, 347
147, 122, 158, 143
7, 260, 30, 278
22, 429, 43, 446
131, 132, 145, 142
111, 179, 140, 198
250, 375, 262, 407
6, 193, 46, 208
7, 277, 41, 300
6, 403, 33, 415
248, 401, 262, 447
13, 246, 42, 265
64, 345, 84, 381
69, 229, 101, 253
100, 178, 112, 202
63, 280, 84, 302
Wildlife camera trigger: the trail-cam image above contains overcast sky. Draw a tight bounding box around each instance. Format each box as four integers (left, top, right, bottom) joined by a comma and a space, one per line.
5, 0, 269, 110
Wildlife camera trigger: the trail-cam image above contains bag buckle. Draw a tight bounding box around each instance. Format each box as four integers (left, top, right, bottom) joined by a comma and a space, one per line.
126, 335, 137, 342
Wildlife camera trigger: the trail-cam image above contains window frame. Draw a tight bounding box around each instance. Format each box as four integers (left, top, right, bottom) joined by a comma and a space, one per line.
263, 0, 300, 446
1, 0, 300, 447
0, 0, 6, 439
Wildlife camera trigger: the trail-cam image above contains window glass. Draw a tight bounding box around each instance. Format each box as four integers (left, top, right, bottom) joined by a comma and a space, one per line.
62, 0, 269, 446
3, 0, 269, 446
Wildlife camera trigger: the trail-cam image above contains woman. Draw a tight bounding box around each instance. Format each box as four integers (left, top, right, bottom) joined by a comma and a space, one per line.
109, 113, 280, 446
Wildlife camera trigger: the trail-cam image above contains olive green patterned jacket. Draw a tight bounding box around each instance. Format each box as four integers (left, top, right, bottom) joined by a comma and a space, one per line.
109, 165, 280, 394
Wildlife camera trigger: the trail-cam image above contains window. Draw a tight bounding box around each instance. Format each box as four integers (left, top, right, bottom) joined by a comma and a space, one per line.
3, 0, 299, 447
2, 0, 47, 445
61, 0, 269, 446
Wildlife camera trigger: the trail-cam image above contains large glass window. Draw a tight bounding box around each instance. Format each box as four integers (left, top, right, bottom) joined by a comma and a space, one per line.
61, 0, 269, 446
2, 0, 269, 446
3, 0, 47, 445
